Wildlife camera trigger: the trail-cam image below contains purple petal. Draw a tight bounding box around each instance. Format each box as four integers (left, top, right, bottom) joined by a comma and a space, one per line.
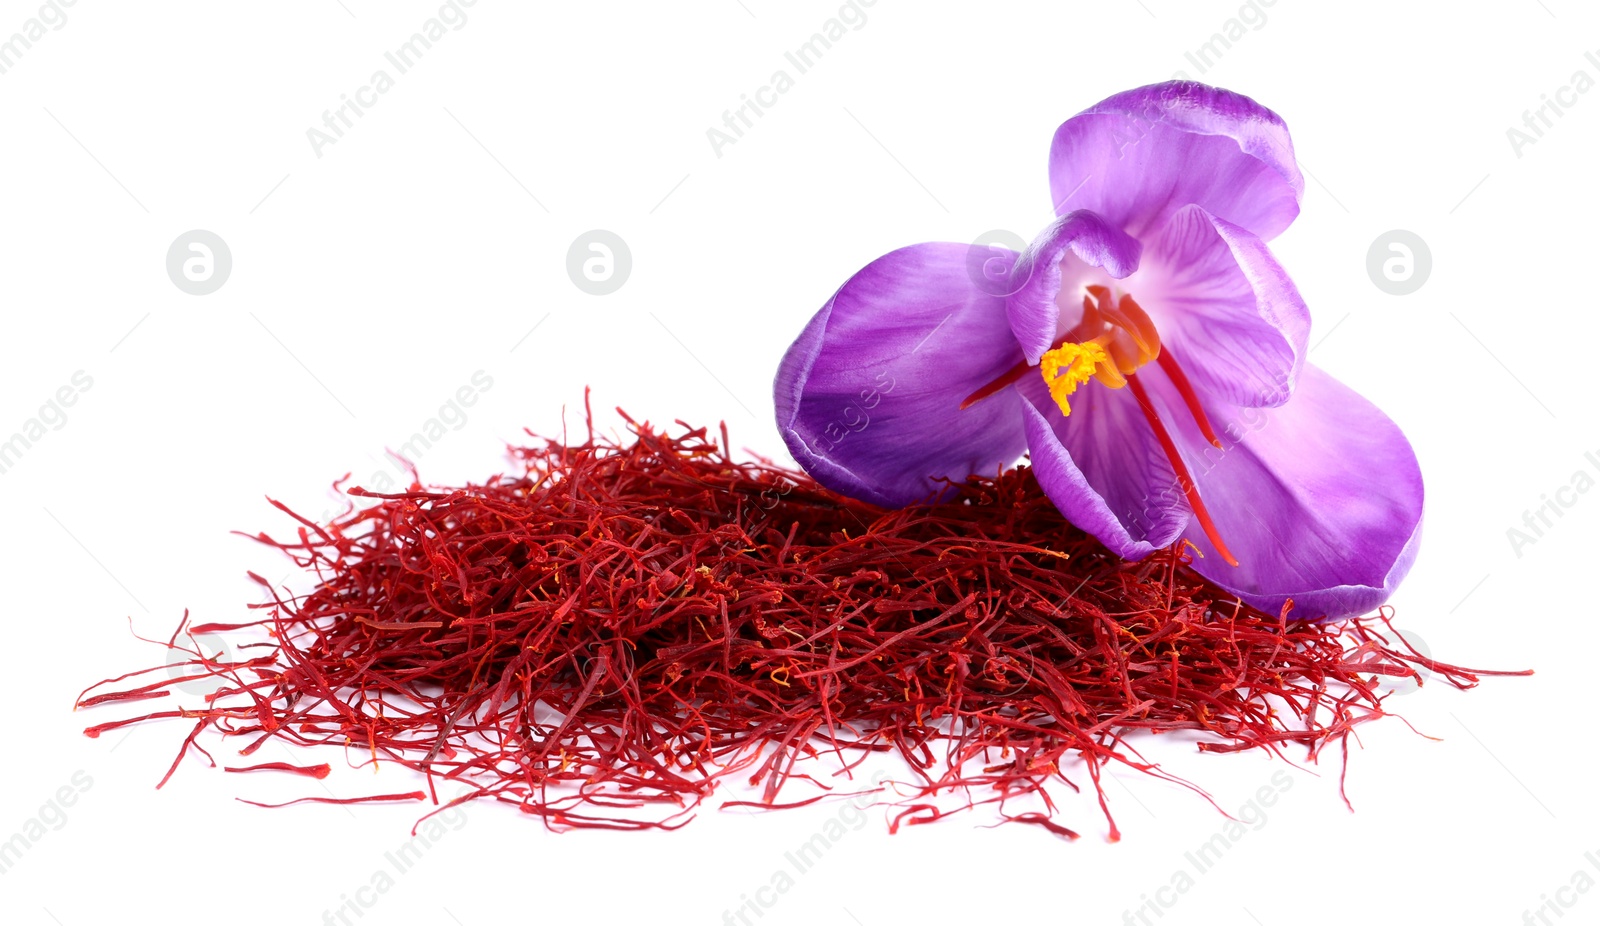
1049, 81, 1304, 241
775, 243, 1029, 508
1142, 204, 1309, 408
1016, 375, 1190, 560
1005, 210, 1143, 365
1171, 365, 1424, 621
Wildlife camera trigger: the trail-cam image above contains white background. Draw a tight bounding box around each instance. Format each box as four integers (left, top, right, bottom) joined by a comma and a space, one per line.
2, 2, 1595, 924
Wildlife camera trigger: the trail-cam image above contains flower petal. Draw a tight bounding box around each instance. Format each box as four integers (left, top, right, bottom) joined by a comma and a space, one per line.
1171, 365, 1424, 621
775, 243, 1030, 508
1049, 81, 1304, 241
1142, 204, 1310, 408
1016, 375, 1190, 560
1005, 210, 1143, 365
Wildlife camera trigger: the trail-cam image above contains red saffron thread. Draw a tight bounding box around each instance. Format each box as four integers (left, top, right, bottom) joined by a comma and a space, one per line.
224, 762, 333, 779
77, 402, 1529, 837
236, 792, 427, 809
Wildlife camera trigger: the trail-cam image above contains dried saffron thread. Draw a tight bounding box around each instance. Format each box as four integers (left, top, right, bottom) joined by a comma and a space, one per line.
224, 762, 332, 779
77, 402, 1528, 837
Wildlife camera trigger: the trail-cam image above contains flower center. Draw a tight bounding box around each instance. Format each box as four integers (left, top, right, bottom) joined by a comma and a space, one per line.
1037, 285, 1161, 415
961, 284, 1239, 568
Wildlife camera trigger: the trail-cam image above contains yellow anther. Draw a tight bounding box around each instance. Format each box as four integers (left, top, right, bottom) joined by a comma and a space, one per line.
1038, 341, 1109, 416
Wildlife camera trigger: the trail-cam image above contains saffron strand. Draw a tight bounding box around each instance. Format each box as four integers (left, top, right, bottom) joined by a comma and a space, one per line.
236, 791, 427, 808
76, 408, 1524, 837
1126, 374, 1240, 568
1155, 351, 1225, 449
224, 762, 333, 779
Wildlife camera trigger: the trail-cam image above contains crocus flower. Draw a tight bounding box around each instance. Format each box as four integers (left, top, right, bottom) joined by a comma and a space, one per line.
773, 81, 1422, 621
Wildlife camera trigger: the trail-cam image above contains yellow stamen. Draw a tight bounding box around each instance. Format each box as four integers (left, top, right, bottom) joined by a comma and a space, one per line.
1038, 341, 1109, 416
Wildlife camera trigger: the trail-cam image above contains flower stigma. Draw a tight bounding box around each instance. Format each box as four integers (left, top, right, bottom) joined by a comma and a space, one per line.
1037, 285, 1162, 416
961, 283, 1239, 567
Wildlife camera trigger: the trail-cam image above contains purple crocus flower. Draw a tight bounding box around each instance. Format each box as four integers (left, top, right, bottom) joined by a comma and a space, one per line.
773, 81, 1422, 621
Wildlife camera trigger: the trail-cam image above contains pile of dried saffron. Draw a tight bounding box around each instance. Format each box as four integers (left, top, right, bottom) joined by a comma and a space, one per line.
78, 406, 1524, 839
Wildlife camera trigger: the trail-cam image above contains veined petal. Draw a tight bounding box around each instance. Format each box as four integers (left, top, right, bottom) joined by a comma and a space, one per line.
1143, 204, 1309, 409
1005, 210, 1143, 365
1049, 81, 1304, 241
1016, 375, 1190, 560
775, 243, 1029, 508
1169, 365, 1424, 621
